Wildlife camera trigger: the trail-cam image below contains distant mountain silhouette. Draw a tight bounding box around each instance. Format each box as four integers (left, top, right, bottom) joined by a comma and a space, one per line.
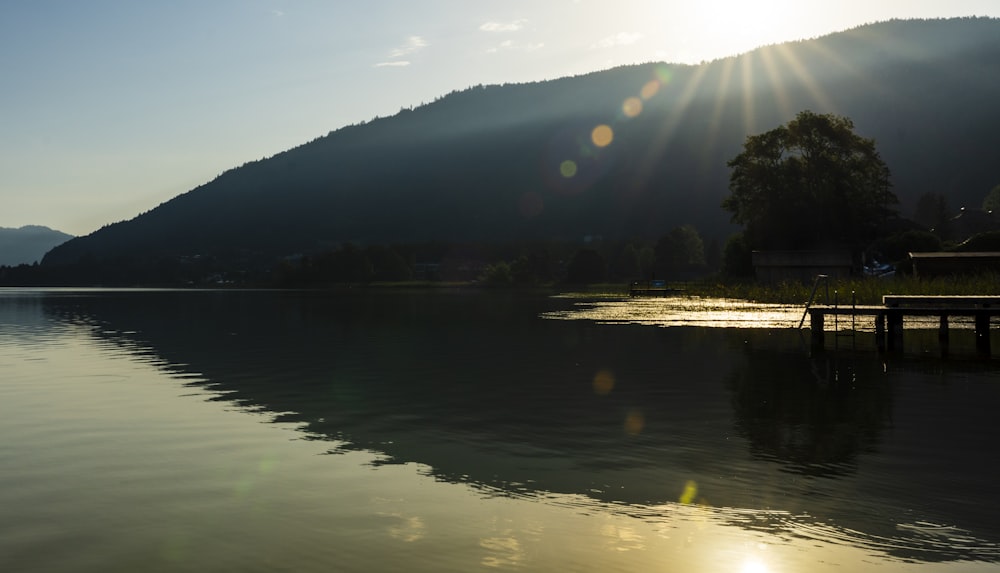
0, 226, 73, 266
43, 18, 1000, 270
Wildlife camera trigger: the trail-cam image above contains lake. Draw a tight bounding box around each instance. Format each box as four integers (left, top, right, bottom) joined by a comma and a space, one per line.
2, 288, 999, 572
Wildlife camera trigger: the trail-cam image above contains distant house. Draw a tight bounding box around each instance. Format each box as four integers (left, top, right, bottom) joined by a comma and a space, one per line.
752, 250, 852, 283
909, 252, 1000, 277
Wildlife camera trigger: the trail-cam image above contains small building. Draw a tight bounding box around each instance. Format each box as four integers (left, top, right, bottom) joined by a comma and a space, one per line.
909, 252, 1000, 277
752, 250, 852, 283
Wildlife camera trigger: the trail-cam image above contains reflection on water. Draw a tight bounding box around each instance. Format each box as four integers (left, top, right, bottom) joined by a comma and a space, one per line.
543, 296, 804, 328
548, 295, 995, 357
2, 289, 1000, 571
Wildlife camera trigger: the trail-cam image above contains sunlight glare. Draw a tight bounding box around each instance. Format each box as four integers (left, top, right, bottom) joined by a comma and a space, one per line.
757, 46, 795, 121
705, 55, 736, 158
772, 42, 837, 112
740, 52, 756, 134
677, 1, 798, 62
740, 558, 769, 573
540, 297, 804, 329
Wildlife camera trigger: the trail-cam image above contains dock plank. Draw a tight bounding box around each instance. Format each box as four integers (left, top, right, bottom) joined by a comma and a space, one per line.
883, 295, 1000, 307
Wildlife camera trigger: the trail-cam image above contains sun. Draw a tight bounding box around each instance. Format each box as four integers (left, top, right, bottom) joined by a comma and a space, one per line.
647, 0, 810, 62
739, 558, 770, 573
708, 4, 797, 57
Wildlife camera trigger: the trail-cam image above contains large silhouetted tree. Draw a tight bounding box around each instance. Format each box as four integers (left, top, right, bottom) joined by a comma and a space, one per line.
722, 110, 897, 250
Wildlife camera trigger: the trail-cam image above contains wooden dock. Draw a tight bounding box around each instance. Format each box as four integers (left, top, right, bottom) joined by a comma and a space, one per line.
807, 295, 1000, 356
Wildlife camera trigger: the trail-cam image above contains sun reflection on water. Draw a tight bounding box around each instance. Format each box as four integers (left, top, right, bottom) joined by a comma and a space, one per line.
740, 557, 770, 573
545, 294, 984, 336
544, 296, 803, 329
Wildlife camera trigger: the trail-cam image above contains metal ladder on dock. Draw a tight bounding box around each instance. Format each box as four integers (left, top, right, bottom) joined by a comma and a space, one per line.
799, 274, 857, 344
799, 274, 830, 329
833, 288, 858, 344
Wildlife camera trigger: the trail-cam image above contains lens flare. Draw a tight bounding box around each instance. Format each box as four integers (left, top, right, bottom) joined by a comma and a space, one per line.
592, 369, 615, 395
545, 122, 616, 195
560, 160, 578, 178
640, 80, 660, 100
591, 124, 613, 148
679, 480, 698, 504
624, 409, 644, 435
258, 458, 277, 474
655, 66, 673, 84
622, 97, 643, 118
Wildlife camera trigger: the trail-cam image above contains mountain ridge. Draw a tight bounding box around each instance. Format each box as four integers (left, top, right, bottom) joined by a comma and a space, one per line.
42, 17, 1000, 273
0, 225, 74, 266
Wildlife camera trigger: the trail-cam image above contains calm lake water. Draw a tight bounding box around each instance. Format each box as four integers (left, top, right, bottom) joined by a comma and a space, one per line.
2, 288, 999, 572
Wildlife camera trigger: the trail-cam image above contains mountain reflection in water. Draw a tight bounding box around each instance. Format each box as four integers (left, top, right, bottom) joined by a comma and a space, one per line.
20, 289, 1000, 565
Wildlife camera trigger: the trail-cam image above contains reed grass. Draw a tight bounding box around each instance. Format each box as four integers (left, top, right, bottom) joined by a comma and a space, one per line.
681, 272, 1000, 305
468, 274, 1000, 305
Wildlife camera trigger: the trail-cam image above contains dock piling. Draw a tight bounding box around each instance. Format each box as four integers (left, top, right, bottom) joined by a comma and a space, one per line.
976, 313, 991, 356
810, 310, 825, 351
807, 295, 998, 357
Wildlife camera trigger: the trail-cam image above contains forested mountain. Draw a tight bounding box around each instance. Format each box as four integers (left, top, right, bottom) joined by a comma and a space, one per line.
0, 226, 73, 266
43, 18, 1000, 271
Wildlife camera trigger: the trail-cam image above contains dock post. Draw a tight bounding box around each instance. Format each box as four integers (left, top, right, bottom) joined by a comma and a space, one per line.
887, 311, 904, 352
939, 314, 950, 357
810, 310, 825, 351
975, 312, 991, 357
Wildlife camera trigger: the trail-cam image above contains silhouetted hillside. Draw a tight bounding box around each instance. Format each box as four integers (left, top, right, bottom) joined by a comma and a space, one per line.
43, 18, 1000, 272
0, 226, 73, 266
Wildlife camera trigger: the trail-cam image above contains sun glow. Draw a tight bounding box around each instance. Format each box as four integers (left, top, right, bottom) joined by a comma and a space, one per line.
740, 558, 770, 573
646, 1, 810, 62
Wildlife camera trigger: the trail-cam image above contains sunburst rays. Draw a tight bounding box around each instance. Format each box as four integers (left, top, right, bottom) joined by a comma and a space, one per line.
583, 32, 897, 215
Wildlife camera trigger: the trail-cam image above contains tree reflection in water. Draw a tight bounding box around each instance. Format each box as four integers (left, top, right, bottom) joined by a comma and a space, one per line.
35, 289, 1000, 565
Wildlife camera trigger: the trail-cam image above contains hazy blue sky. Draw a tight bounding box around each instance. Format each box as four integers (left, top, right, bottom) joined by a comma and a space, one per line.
3, 1, 999, 236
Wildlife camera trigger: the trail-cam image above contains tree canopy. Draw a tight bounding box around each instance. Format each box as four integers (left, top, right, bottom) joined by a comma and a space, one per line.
654, 225, 705, 275
722, 110, 897, 250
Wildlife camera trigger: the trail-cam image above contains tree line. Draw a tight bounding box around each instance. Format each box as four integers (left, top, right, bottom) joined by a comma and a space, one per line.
0, 227, 718, 288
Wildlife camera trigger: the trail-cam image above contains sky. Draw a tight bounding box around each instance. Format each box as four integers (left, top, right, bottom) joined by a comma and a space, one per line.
3, 1, 999, 237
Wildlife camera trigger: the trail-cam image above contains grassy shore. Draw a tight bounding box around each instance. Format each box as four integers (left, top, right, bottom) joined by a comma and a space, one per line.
685, 274, 1000, 305
581, 273, 1000, 305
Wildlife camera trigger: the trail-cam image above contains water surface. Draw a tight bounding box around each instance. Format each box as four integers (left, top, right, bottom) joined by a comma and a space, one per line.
2, 289, 999, 572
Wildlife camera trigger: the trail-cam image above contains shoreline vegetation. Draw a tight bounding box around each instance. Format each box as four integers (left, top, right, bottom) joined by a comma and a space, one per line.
2, 273, 999, 308
292, 272, 1000, 307
575, 273, 1000, 305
